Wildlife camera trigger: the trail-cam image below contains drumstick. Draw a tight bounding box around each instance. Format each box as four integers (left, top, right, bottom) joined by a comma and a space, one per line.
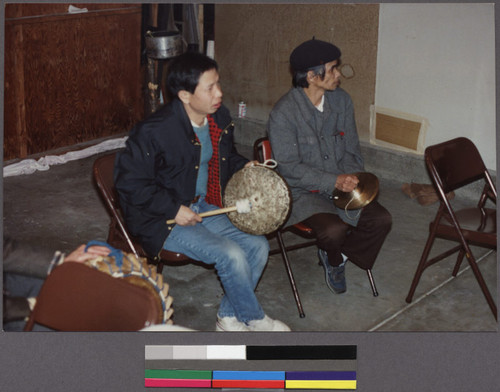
166, 199, 251, 225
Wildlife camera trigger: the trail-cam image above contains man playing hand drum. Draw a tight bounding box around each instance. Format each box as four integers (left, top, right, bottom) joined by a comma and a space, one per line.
115, 52, 289, 332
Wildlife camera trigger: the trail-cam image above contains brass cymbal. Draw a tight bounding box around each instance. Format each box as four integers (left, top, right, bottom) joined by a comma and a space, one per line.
332, 172, 379, 210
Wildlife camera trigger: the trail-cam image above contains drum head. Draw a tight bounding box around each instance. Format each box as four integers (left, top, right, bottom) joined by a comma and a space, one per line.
224, 166, 291, 235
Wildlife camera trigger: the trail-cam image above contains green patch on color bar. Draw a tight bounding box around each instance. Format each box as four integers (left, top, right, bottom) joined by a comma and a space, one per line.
145, 369, 213, 388
145, 369, 212, 379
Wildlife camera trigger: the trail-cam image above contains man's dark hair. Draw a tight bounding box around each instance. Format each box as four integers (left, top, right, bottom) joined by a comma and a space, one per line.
292, 64, 326, 88
167, 52, 218, 96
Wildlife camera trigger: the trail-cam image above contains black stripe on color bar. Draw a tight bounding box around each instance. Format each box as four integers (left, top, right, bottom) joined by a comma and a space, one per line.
246, 345, 357, 360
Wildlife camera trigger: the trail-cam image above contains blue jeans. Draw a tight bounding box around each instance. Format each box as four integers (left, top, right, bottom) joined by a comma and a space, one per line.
163, 199, 269, 323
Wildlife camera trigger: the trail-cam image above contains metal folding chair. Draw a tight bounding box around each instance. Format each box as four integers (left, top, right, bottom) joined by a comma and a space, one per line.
406, 137, 497, 319
93, 152, 190, 273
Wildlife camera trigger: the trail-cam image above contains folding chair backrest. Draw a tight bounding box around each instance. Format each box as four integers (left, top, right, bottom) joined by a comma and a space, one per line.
24, 262, 159, 331
253, 137, 273, 163
93, 152, 191, 273
425, 137, 487, 194
93, 153, 120, 217
93, 153, 141, 257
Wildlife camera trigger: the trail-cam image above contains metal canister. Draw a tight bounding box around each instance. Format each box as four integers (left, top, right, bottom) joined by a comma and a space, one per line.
145, 31, 183, 60
238, 101, 247, 118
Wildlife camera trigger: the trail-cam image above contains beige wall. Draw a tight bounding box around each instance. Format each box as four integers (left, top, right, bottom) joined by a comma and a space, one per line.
215, 4, 379, 141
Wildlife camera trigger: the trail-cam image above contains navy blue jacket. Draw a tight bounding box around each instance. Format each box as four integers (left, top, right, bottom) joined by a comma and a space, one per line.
114, 99, 248, 256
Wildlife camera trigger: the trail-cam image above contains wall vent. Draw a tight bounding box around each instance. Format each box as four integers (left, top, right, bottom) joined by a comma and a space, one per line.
369, 106, 429, 154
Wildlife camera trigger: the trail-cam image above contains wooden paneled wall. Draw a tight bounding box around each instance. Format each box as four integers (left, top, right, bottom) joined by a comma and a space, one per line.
4, 4, 144, 161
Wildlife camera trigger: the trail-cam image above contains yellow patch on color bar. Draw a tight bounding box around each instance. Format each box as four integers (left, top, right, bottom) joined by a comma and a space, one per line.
286, 379, 357, 389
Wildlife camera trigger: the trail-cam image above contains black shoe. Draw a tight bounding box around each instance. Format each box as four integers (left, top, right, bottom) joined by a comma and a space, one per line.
318, 249, 346, 294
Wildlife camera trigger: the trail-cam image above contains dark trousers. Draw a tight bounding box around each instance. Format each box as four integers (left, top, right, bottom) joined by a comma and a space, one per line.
303, 201, 392, 269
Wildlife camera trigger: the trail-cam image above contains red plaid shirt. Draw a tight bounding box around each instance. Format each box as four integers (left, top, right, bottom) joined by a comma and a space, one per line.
204, 115, 223, 207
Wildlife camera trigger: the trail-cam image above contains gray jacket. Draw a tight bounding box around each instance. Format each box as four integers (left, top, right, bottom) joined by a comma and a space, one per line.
267, 87, 364, 227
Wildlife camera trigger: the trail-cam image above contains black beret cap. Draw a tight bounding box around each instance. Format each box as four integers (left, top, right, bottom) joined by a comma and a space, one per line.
290, 38, 341, 72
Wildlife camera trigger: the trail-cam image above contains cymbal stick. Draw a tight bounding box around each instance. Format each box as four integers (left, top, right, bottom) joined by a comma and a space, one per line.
166, 199, 251, 224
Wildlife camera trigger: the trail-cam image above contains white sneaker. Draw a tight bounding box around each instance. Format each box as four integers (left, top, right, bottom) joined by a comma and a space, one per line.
215, 316, 250, 331
246, 315, 291, 332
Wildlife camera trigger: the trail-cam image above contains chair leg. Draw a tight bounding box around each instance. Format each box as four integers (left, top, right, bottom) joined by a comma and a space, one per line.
406, 230, 438, 303
275, 231, 306, 318
451, 249, 465, 277
408, 236, 497, 319
366, 269, 378, 297
463, 250, 497, 320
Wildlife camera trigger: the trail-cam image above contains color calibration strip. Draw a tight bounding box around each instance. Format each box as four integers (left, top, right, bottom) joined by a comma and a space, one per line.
145, 345, 357, 390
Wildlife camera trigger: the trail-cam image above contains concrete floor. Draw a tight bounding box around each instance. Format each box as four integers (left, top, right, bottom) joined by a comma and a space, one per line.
2, 143, 497, 332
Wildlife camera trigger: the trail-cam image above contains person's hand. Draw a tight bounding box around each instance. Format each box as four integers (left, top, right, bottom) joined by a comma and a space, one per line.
65, 244, 111, 263
244, 160, 259, 168
174, 205, 202, 226
335, 174, 359, 192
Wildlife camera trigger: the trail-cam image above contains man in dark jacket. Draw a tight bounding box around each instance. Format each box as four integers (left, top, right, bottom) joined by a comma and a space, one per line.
114, 52, 289, 332
268, 38, 392, 295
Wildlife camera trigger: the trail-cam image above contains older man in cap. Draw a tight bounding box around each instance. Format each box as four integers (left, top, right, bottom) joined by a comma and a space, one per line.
267, 38, 392, 295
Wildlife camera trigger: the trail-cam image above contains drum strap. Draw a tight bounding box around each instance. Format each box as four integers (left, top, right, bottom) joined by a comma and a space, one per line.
255, 159, 278, 169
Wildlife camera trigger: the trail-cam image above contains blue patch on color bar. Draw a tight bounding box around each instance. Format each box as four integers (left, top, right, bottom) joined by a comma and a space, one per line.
213, 370, 285, 380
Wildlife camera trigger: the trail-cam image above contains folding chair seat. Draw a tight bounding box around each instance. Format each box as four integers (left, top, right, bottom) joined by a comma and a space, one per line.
24, 262, 160, 331
93, 152, 190, 274
405, 137, 497, 319
253, 137, 379, 319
